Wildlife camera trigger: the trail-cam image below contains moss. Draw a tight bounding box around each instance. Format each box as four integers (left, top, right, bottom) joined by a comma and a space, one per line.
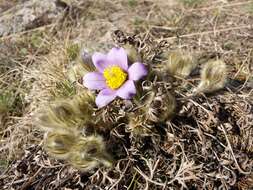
180, 0, 204, 7
248, 1, 253, 14
20, 48, 28, 56
50, 80, 77, 99
128, 0, 138, 8
0, 159, 9, 170
0, 91, 15, 114
30, 33, 43, 48
133, 17, 144, 26
67, 43, 80, 61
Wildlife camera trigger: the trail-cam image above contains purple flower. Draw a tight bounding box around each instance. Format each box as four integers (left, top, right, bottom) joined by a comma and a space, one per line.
83, 47, 148, 108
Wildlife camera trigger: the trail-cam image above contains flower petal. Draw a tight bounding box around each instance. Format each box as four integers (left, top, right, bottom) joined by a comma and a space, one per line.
92, 52, 108, 72
83, 72, 106, 90
96, 89, 116, 108
116, 80, 136, 99
107, 47, 128, 71
128, 62, 148, 81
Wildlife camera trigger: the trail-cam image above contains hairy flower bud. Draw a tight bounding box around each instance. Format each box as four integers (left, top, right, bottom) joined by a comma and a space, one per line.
164, 50, 196, 78
81, 49, 96, 71
44, 131, 76, 159
150, 92, 176, 122
36, 92, 94, 132
68, 135, 112, 171
140, 86, 176, 123
44, 132, 112, 171
194, 60, 227, 93
68, 49, 95, 83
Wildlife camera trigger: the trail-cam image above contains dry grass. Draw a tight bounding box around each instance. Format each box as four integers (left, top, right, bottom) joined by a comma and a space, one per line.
0, 0, 252, 189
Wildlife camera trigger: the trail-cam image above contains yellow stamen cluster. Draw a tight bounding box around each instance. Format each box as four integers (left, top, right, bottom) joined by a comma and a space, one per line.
103, 66, 127, 89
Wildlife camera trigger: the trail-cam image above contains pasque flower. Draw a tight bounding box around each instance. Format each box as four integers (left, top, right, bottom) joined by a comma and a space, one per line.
83, 47, 148, 108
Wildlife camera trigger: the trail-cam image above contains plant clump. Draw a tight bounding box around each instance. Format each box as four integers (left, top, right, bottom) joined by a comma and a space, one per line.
36, 33, 230, 174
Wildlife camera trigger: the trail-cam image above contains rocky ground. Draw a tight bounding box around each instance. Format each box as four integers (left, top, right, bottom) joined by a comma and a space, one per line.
0, 0, 252, 189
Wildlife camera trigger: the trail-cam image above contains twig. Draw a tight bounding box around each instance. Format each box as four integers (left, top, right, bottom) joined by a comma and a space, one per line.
150, 25, 178, 31
109, 159, 131, 190
127, 171, 138, 190
134, 167, 166, 188
164, 25, 251, 40
220, 124, 251, 175
0, 24, 56, 40
143, 158, 161, 190
20, 167, 43, 190
190, 1, 253, 12
203, 132, 226, 149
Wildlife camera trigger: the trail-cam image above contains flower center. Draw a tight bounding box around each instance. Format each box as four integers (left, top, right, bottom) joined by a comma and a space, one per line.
103, 66, 127, 89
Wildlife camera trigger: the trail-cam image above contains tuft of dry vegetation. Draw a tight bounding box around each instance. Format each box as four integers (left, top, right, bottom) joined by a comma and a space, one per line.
0, 0, 252, 189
